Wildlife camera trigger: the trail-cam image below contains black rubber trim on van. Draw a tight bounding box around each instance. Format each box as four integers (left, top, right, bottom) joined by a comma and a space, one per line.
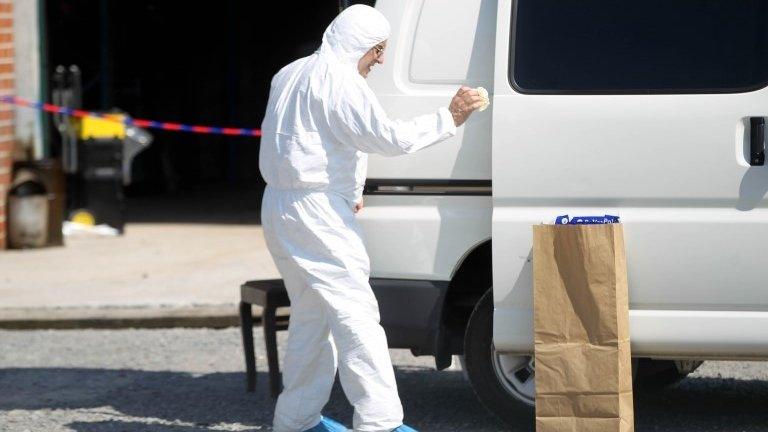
370, 278, 453, 370
364, 179, 492, 196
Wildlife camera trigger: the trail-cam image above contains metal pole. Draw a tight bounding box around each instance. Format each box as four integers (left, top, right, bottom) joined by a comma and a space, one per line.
226, 0, 238, 185
38, 0, 51, 158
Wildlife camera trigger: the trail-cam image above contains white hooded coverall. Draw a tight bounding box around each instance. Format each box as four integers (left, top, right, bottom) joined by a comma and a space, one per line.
259, 5, 456, 432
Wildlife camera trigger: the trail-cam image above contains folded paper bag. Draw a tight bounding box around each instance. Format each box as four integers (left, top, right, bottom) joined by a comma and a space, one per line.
533, 223, 634, 432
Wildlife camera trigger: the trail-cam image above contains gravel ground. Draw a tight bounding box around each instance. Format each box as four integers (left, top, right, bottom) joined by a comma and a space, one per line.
2, 328, 768, 431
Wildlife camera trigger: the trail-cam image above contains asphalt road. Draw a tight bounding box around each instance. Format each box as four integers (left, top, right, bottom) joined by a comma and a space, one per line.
2, 328, 768, 431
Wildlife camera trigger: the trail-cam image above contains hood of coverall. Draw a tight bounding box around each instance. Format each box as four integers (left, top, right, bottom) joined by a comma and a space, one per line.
319, 4, 391, 67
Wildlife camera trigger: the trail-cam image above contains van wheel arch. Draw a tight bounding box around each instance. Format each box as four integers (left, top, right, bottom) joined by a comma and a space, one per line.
442, 239, 493, 358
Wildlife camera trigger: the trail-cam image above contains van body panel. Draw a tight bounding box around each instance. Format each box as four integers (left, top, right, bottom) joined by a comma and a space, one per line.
363, 0, 494, 281
496, 308, 768, 359
358, 194, 491, 281
366, 0, 494, 181
492, 0, 768, 357
365, 0, 768, 361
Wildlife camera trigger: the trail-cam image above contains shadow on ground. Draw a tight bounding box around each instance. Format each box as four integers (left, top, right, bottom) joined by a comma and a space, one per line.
0, 365, 502, 431
633, 377, 768, 431
3, 366, 768, 431
67, 422, 213, 432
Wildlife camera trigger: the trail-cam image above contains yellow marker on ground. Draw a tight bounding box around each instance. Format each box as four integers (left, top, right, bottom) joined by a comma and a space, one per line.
70, 210, 96, 226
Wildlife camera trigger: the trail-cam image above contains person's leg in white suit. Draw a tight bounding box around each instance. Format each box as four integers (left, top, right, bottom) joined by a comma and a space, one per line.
263, 189, 403, 432
271, 263, 338, 432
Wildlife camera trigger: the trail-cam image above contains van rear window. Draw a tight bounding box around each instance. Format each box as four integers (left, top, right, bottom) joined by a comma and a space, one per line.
511, 0, 768, 94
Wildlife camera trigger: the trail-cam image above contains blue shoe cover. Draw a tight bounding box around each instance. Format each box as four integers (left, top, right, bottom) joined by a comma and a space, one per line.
303, 416, 348, 432
393, 425, 418, 432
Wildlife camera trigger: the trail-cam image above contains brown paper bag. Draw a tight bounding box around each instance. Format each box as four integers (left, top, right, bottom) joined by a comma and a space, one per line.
533, 223, 634, 432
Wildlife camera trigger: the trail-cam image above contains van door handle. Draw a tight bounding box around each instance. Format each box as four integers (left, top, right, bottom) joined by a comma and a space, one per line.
750, 117, 765, 166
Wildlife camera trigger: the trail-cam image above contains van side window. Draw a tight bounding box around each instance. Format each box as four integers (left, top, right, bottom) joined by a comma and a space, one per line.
511, 0, 768, 94
410, 0, 494, 86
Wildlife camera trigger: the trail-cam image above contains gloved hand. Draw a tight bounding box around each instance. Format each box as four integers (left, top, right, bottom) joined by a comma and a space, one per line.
449, 86, 486, 127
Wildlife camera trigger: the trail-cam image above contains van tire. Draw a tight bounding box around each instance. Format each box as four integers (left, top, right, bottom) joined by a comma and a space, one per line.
464, 289, 534, 431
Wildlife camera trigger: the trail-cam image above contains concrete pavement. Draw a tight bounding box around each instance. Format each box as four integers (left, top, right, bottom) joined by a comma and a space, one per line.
5, 328, 768, 431
0, 328, 503, 432
0, 221, 280, 328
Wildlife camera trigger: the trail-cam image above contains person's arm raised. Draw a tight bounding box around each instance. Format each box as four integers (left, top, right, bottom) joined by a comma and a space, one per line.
330, 79, 484, 156
449, 86, 486, 127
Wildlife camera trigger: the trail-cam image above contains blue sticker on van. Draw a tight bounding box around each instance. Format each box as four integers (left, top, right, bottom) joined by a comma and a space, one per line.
555, 215, 620, 225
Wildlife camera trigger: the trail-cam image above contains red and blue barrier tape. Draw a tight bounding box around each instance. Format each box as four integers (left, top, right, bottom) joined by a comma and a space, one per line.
0, 95, 262, 137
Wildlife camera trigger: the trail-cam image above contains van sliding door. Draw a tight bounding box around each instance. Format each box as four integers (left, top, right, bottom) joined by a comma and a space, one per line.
492, 0, 768, 357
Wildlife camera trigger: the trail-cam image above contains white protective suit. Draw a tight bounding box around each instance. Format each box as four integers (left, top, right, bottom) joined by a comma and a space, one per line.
259, 5, 456, 432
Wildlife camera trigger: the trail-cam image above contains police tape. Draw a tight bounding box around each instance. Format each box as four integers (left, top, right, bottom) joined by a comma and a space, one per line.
0, 95, 262, 137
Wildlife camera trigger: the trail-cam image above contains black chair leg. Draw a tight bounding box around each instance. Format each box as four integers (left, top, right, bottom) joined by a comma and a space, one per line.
239, 301, 256, 392
263, 306, 282, 398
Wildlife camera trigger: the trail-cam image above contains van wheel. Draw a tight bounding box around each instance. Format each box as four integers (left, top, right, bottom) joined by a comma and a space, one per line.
464, 289, 534, 431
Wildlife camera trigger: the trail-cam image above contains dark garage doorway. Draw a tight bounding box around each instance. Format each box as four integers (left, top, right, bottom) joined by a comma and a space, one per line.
44, 0, 366, 223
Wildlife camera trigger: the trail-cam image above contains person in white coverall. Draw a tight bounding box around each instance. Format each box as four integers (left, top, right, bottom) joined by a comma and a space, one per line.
259, 5, 485, 432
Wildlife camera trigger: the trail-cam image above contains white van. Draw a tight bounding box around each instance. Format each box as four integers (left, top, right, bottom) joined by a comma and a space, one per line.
357, 0, 768, 427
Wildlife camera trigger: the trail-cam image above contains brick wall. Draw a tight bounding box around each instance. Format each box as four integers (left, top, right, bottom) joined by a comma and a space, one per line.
0, 0, 14, 250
